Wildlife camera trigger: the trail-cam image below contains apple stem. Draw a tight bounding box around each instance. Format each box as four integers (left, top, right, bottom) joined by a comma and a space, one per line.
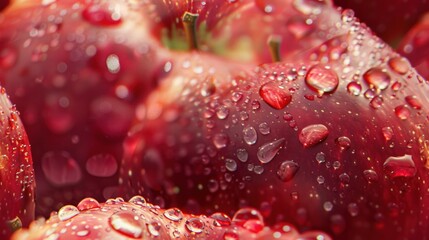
268, 35, 282, 62
182, 12, 199, 50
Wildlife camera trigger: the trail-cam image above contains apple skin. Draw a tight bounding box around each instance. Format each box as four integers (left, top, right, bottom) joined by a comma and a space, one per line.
12, 195, 331, 240
0, 89, 35, 239
334, 0, 429, 46
119, 4, 429, 240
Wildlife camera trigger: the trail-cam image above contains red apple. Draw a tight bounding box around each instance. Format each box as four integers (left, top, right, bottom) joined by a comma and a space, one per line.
119, 2, 429, 239
12, 195, 331, 240
0, 88, 35, 238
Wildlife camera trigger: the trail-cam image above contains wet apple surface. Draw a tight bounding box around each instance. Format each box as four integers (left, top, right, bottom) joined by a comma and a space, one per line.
1, 0, 429, 239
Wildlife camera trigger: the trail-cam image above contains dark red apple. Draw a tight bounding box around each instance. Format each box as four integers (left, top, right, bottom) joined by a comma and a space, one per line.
0, 88, 35, 238
119, 3, 429, 239
12, 195, 331, 240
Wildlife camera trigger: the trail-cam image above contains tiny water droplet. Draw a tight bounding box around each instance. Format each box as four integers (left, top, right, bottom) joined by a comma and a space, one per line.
147, 221, 161, 237
383, 155, 416, 178
213, 133, 229, 149
388, 57, 409, 75
164, 208, 184, 222
232, 208, 264, 226
299, 124, 329, 147
237, 149, 248, 162
243, 126, 257, 145
315, 152, 326, 163
305, 65, 339, 94
370, 96, 383, 109
335, 136, 351, 150
257, 138, 285, 163
293, 0, 328, 15
382, 127, 394, 141
82, 4, 122, 26
277, 161, 299, 182
129, 195, 147, 207
348, 203, 359, 217
225, 159, 238, 172
259, 81, 292, 110
185, 218, 205, 233
405, 95, 422, 110
109, 212, 142, 238
363, 68, 391, 90
58, 205, 80, 221
258, 122, 271, 135
77, 198, 100, 211
363, 169, 379, 182
211, 213, 232, 227
395, 105, 410, 120
347, 81, 362, 95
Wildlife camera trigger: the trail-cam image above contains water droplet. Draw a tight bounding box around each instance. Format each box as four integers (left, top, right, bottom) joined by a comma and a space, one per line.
226, 159, 238, 172
213, 133, 229, 149
259, 81, 292, 110
395, 105, 411, 120
243, 126, 257, 145
257, 138, 285, 163
405, 95, 422, 110
77, 198, 101, 211
106, 54, 121, 74
58, 205, 80, 221
185, 218, 205, 233
42, 151, 82, 186
315, 152, 326, 163
370, 96, 383, 109
317, 175, 325, 184
109, 212, 142, 238
323, 201, 333, 211
299, 124, 329, 147
201, 82, 216, 97
223, 230, 239, 240
305, 65, 339, 94
341, 9, 355, 23
258, 122, 271, 135
293, 0, 328, 15
164, 208, 184, 222
335, 136, 351, 150
208, 179, 219, 193
363, 169, 379, 182
237, 149, 248, 162
277, 161, 299, 182
82, 4, 122, 26
216, 106, 230, 119
363, 68, 391, 90
347, 81, 362, 95
348, 203, 359, 217
86, 154, 118, 177
76, 229, 90, 237
232, 208, 264, 226
383, 155, 416, 178
388, 57, 409, 75
382, 127, 394, 141
147, 221, 161, 237
211, 213, 231, 227
129, 195, 147, 207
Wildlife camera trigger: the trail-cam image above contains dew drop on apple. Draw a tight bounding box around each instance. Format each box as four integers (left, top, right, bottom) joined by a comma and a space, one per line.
147, 221, 161, 237
317, 176, 325, 184
335, 136, 351, 150
129, 195, 147, 207
42, 151, 82, 186
258, 122, 271, 135
341, 9, 355, 23
76, 229, 90, 237
211, 212, 231, 227
226, 159, 238, 172
388, 57, 410, 75
382, 127, 394, 141
383, 155, 416, 178
216, 106, 229, 119
277, 161, 299, 182
232, 208, 264, 226
223, 230, 239, 240
109, 212, 142, 238
299, 124, 329, 147
363, 169, 379, 182
164, 208, 184, 222
293, 0, 328, 15
201, 83, 216, 97
243, 126, 257, 145
257, 138, 285, 163
347, 81, 362, 95
405, 95, 422, 110
394, 105, 411, 120
370, 96, 383, 109
77, 198, 101, 211
363, 68, 391, 90
82, 4, 122, 26
58, 205, 80, 221
305, 65, 339, 94
323, 201, 333, 212
185, 218, 205, 233
254, 165, 264, 174
315, 152, 326, 163
86, 154, 118, 177
208, 179, 219, 193
348, 203, 359, 216
213, 133, 229, 149
236, 148, 248, 162
259, 81, 292, 110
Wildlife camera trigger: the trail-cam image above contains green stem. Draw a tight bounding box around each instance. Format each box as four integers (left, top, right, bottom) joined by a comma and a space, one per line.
182, 12, 199, 50
268, 35, 282, 62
